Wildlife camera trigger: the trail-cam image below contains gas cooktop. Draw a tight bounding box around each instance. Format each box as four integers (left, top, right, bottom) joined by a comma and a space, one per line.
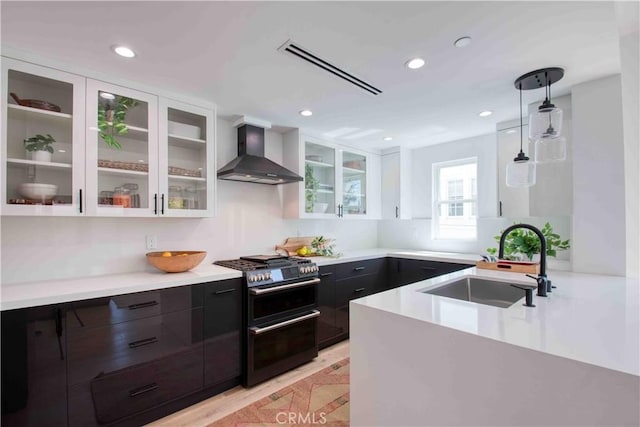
214, 255, 312, 272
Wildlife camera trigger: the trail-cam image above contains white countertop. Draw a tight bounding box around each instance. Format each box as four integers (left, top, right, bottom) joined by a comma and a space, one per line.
351, 267, 640, 376
0, 248, 556, 311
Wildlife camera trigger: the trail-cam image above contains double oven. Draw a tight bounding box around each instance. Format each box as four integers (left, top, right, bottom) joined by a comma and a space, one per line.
215, 255, 320, 387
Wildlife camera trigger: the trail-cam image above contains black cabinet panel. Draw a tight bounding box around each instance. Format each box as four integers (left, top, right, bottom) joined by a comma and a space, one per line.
335, 258, 386, 281
67, 308, 203, 386
1, 306, 67, 427
67, 285, 203, 330
69, 346, 202, 426
317, 265, 340, 348
203, 278, 242, 387
388, 258, 470, 287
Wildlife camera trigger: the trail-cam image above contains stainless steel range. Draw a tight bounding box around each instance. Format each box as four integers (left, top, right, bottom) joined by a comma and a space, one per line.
214, 255, 320, 387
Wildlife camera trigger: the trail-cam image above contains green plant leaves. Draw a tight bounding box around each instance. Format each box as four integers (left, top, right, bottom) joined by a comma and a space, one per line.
487, 222, 571, 260
24, 133, 55, 152
97, 95, 138, 149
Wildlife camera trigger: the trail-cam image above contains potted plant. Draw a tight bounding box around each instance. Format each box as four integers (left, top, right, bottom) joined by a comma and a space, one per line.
24, 134, 55, 162
97, 94, 139, 149
487, 222, 571, 261
305, 164, 319, 213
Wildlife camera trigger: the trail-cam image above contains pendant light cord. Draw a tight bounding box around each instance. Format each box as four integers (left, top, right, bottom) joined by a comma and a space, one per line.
519, 82, 524, 154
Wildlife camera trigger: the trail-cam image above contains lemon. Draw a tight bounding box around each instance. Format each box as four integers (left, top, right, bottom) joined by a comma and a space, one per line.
161, 251, 172, 257
296, 246, 309, 256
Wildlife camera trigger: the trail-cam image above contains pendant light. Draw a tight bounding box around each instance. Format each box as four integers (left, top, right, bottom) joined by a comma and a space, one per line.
515, 67, 566, 163
506, 82, 536, 187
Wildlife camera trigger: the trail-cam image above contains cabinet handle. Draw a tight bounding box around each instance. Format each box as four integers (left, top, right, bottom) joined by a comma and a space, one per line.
499, 201, 503, 217
353, 266, 366, 271
154, 193, 158, 215
353, 288, 366, 293
79, 189, 83, 213
395, 206, 399, 218
420, 267, 437, 271
128, 336, 158, 348
55, 308, 64, 361
129, 382, 159, 397
320, 272, 333, 277
340, 204, 344, 217
128, 300, 158, 310
161, 194, 165, 215
214, 288, 236, 295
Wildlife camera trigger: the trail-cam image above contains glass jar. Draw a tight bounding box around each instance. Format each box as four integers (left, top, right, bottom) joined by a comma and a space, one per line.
99, 191, 114, 205
168, 185, 184, 209
183, 187, 197, 209
113, 187, 131, 208
122, 183, 139, 208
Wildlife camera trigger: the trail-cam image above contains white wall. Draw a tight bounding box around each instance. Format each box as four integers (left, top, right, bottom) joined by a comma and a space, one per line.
619, 29, 639, 278
572, 75, 626, 276
0, 118, 378, 284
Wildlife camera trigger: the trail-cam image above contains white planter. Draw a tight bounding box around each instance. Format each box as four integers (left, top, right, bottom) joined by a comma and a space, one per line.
31, 150, 52, 162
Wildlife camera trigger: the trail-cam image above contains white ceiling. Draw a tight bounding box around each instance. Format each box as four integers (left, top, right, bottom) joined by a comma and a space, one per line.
0, 1, 625, 151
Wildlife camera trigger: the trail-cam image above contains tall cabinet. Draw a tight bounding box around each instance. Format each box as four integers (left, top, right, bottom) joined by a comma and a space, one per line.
283, 130, 381, 219
1, 57, 216, 218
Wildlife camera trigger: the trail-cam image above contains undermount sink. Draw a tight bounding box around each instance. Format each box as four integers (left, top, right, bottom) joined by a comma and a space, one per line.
421, 276, 526, 308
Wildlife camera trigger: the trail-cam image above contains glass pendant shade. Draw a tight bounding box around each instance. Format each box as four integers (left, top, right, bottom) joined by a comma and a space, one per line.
535, 136, 567, 163
529, 106, 563, 140
506, 159, 536, 187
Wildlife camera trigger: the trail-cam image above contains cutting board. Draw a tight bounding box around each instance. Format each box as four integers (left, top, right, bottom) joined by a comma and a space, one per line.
275, 237, 315, 256
476, 260, 540, 274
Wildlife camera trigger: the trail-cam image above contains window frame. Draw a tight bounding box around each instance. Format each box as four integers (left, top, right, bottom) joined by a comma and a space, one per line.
432, 157, 478, 241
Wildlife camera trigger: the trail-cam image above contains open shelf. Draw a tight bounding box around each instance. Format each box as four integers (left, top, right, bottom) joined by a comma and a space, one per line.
98, 167, 149, 177
343, 166, 365, 175
168, 133, 206, 144
7, 158, 72, 170
306, 188, 334, 194
306, 159, 334, 168
8, 103, 72, 121
168, 174, 206, 182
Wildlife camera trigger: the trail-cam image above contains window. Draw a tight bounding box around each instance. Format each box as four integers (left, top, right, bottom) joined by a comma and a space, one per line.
433, 158, 478, 240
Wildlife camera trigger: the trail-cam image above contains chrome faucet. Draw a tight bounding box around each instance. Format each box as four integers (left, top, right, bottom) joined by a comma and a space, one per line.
498, 223, 550, 297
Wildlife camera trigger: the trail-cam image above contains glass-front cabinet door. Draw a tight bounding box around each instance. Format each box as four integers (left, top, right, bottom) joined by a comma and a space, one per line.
85, 80, 158, 216
304, 141, 336, 216
341, 150, 367, 216
1, 58, 86, 216
159, 99, 215, 217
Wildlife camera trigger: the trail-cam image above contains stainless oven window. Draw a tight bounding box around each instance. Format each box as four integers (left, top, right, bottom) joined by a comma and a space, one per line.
252, 285, 316, 320
251, 316, 317, 370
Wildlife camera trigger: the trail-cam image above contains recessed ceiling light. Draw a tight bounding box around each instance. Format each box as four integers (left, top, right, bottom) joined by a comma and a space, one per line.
112, 45, 136, 58
100, 92, 115, 100
478, 111, 493, 117
454, 37, 472, 48
299, 110, 313, 117
405, 58, 425, 70
383, 137, 393, 141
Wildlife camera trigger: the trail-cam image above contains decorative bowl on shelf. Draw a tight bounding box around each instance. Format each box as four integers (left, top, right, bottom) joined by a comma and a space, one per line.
18, 183, 58, 201
146, 251, 207, 273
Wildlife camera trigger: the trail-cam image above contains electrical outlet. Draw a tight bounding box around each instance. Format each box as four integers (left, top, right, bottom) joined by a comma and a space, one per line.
146, 235, 157, 250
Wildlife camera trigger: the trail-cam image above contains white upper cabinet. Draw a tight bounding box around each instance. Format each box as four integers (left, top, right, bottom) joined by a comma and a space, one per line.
283, 130, 381, 219
381, 147, 412, 220
85, 79, 159, 217
1, 57, 216, 218
2, 58, 86, 216
158, 98, 215, 217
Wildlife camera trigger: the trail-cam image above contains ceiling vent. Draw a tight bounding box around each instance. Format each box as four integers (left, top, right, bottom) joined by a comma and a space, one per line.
278, 39, 382, 96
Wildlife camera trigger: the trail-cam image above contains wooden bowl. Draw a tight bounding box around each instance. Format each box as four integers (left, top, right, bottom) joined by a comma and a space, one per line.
146, 251, 207, 273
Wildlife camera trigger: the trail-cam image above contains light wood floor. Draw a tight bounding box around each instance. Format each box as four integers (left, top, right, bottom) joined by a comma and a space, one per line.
148, 341, 350, 426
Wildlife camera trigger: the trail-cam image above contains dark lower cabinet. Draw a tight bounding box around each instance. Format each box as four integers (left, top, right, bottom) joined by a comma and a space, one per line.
387, 258, 470, 288
203, 278, 242, 387
1, 305, 67, 427
319, 258, 388, 349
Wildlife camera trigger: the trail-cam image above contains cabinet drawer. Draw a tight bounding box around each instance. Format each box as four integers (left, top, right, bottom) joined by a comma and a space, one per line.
86, 346, 202, 425
67, 308, 203, 385
335, 258, 386, 280
335, 275, 378, 307
67, 285, 203, 330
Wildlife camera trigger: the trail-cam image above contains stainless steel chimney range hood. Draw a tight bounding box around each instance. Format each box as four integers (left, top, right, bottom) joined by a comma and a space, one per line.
217, 118, 303, 185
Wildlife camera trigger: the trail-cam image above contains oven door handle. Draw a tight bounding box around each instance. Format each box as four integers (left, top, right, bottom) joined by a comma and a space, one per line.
249, 278, 320, 295
249, 310, 320, 335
